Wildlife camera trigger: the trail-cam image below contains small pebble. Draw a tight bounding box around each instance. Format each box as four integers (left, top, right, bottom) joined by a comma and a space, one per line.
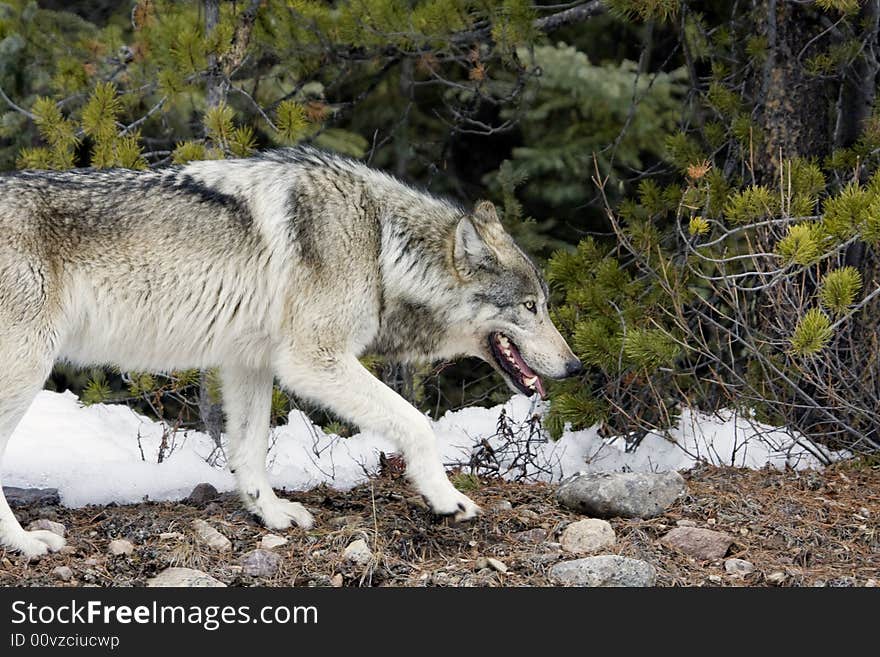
108, 539, 134, 556
240, 549, 281, 577
52, 566, 73, 582
191, 519, 231, 552
486, 557, 508, 574
260, 534, 288, 550
767, 571, 787, 585
724, 558, 755, 576
343, 538, 372, 565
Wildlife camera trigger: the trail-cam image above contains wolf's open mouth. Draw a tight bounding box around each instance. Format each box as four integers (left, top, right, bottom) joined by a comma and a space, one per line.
489, 332, 546, 399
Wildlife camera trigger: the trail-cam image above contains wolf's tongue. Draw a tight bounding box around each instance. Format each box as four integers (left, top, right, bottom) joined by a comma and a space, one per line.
508, 342, 546, 399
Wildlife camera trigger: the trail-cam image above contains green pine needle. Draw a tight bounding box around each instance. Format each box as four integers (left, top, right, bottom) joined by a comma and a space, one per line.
789, 308, 833, 356
82, 82, 122, 142
204, 103, 235, 147
172, 141, 208, 164
723, 185, 776, 225
623, 328, 680, 368
776, 223, 821, 266
275, 100, 309, 144
818, 267, 862, 317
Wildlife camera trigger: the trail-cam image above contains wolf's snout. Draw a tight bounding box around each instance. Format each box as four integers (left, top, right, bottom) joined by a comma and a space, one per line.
564, 358, 583, 378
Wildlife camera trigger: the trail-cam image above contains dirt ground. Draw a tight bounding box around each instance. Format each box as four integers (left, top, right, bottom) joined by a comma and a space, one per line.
2, 463, 878, 587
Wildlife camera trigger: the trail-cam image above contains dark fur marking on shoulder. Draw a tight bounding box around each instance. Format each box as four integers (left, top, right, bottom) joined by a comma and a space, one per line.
371, 300, 445, 359
287, 188, 322, 269
155, 174, 253, 228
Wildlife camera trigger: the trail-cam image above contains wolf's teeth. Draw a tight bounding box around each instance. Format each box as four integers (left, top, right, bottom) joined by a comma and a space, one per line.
523, 376, 537, 387
497, 335, 509, 347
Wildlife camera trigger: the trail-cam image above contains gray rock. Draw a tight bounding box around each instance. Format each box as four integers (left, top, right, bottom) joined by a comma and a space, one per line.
661, 527, 733, 560
260, 534, 288, 550
514, 528, 548, 544
4, 487, 60, 508
560, 519, 616, 554
191, 519, 231, 552
185, 483, 219, 506
52, 566, 73, 582
240, 549, 282, 577
556, 472, 686, 519
147, 567, 226, 588
343, 538, 372, 565
27, 518, 66, 538
548, 556, 656, 587
724, 558, 755, 576
489, 500, 513, 513
328, 515, 363, 529
108, 539, 134, 556
676, 519, 698, 527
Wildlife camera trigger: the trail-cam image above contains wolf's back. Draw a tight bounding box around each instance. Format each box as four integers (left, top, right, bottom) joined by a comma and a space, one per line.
0, 167, 254, 238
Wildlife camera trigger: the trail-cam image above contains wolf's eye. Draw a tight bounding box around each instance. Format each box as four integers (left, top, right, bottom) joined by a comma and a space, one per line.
523, 300, 537, 314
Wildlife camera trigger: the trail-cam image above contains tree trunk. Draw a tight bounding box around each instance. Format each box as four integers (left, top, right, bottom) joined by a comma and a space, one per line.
751, 0, 836, 182
204, 0, 227, 109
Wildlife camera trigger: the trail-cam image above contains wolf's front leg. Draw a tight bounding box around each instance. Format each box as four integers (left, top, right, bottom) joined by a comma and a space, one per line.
220, 366, 314, 530
277, 352, 480, 521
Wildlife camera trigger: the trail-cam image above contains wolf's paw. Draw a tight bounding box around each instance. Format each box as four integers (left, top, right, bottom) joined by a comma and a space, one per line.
3, 529, 66, 559
424, 487, 481, 522
256, 497, 314, 531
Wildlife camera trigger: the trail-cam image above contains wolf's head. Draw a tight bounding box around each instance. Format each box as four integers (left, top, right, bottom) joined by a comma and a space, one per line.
444, 201, 582, 398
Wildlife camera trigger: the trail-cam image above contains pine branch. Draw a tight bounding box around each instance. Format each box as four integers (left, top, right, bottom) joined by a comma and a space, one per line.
119, 97, 167, 137
0, 84, 36, 120
451, 1, 607, 45
534, 1, 607, 32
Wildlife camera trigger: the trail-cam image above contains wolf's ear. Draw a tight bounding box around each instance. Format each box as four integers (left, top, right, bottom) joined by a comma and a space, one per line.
453, 215, 493, 277
473, 200, 502, 227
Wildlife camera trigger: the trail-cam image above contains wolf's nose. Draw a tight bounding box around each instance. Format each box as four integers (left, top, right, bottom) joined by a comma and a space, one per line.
565, 358, 584, 378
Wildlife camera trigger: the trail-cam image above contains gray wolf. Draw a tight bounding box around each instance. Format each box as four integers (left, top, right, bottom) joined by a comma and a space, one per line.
0, 147, 581, 557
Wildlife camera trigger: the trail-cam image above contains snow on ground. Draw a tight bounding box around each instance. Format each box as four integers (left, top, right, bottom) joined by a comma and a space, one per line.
2, 390, 844, 508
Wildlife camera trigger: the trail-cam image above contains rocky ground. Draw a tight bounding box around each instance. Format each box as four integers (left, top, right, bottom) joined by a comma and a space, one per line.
1, 463, 878, 587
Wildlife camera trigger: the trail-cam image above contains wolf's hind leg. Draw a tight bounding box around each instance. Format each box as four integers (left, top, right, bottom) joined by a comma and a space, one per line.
277, 352, 480, 521
220, 366, 313, 530
0, 350, 64, 557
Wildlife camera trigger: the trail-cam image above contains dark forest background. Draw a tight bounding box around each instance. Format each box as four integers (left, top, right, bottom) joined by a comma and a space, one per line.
1, 0, 878, 458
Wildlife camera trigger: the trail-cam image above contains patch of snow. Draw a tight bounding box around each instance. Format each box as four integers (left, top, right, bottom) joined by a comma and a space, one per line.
1, 390, 845, 508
